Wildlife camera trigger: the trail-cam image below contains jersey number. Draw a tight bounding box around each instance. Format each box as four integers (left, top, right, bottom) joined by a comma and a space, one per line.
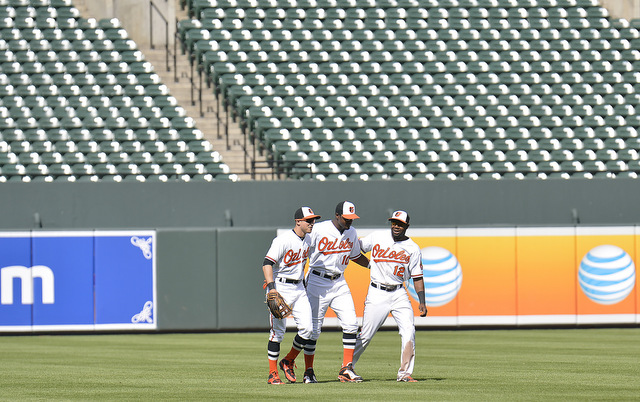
341, 255, 350, 265
393, 266, 405, 278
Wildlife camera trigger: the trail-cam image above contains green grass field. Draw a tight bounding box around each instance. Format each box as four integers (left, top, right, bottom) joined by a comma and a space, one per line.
1, 328, 639, 400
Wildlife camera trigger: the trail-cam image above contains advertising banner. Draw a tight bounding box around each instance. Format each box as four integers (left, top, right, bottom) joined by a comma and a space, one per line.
0, 231, 156, 332
287, 226, 639, 328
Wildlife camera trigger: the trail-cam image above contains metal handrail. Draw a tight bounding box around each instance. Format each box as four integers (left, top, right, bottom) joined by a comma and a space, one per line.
149, 1, 171, 72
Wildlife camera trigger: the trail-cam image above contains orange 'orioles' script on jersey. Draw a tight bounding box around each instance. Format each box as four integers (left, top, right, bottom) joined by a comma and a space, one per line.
371, 244, 411, 264
317, 237, 354, 255
308, 220, 362, 275
265, 230, 312, 281
283, 248, 309, 267
360, 230, 422, 285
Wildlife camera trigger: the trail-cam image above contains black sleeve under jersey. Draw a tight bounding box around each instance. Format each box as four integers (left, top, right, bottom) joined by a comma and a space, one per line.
263, 258, 275, 266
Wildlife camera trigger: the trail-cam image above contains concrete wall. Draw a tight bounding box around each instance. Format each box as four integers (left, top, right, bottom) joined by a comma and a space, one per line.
2, 179, 640, 231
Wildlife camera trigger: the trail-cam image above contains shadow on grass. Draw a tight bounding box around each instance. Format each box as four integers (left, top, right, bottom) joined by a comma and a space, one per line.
375, 377, 447, 382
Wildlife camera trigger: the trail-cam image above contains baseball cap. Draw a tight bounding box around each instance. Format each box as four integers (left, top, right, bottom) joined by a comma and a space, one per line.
295, 206, 321, 220
335, 201, 359, 219
389, 210, 410, 224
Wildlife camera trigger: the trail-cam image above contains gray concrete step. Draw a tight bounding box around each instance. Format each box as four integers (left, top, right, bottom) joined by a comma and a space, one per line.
78, 0, 274, 181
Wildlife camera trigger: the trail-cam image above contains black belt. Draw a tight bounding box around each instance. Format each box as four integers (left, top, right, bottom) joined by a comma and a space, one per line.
371, 282, 401, 292
311, 270, 342, 280
276, 277, 301, 284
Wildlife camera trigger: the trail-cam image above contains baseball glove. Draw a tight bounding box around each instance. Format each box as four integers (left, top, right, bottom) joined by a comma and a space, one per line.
266, 291, 292, 319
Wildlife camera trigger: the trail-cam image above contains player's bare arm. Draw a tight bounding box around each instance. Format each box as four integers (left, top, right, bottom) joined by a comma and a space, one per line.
413, 277, 428, 317
262, 262, 277, 293
353, 253, 369, 268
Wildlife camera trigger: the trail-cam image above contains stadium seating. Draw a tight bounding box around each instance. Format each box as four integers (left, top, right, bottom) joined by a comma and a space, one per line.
0, 0, 233, 182
178, 0, 640, 180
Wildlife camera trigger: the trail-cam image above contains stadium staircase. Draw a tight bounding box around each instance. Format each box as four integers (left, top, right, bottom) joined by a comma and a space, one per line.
136, 5, 273, 181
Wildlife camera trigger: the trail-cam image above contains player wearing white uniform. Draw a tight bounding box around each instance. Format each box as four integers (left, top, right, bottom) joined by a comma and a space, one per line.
262, 206, 320, 385
305, 201, 370, 383
353, 210, 428, 382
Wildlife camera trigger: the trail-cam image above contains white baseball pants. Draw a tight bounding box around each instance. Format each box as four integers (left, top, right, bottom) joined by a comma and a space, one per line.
353, 285, 417, 380
269, 281, 313, 342
306, 274, 359, 339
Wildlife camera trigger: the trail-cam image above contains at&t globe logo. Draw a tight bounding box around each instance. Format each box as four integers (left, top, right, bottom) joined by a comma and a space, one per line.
578, 245, 636, 305
408, 246, 462, 307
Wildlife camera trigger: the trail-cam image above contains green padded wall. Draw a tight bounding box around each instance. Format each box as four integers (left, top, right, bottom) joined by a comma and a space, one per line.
215, 228, 276, 330
156, 229, 218, 331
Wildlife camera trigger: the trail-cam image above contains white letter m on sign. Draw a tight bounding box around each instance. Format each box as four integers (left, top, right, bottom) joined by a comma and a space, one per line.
1, 266, 55, 305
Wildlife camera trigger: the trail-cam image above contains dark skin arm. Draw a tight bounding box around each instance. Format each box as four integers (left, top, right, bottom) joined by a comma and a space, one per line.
352, 253, 369, 268
413, 277, 428, 317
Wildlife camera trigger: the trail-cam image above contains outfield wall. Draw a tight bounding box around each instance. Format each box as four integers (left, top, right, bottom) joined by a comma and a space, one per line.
3, 179, 640, 230
1, 225, 638, 332
339, 226, 640, 329
2, 179, 640, 331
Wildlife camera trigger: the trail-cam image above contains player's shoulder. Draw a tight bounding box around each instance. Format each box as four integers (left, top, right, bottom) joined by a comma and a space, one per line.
309, 220, 331, 240
403, 236, 421, 252
370, 229, 391, 239
273, 229, 294, 243
344, 226, 362, 240
313, 220, 332, 230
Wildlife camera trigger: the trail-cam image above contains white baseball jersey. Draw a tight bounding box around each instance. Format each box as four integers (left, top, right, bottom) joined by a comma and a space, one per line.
308, 220, 362, 275
354, 230, 423, 380
359, 230, 423, 285
264, 229, 311, 281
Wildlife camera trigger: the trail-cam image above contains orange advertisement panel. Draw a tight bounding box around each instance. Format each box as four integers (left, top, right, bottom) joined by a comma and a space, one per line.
516, 228, 577, 318
456, 228, 517, 320
637, 231, 640, 323
342, 263, 371, 318
293, 225, 639, 327
412, 229, 458, 319
575, 227, 637, 323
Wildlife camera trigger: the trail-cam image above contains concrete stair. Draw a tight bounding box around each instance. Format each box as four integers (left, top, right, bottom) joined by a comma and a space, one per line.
76, 0, 274, 181
144, 48, 259, 180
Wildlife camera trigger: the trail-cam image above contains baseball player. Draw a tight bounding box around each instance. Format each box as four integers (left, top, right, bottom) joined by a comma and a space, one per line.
262, 206, 321, 385
353, 210, 427, 382
305, 201, 370, 382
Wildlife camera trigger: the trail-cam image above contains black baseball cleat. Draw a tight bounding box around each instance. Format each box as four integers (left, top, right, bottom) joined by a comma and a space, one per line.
267, 370, 284, 385
279, 358, 297, 383
338, 363, 363, 382
303, 368, 318, 383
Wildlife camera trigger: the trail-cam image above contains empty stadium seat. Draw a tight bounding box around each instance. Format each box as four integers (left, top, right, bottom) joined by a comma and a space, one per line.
0, 5, 233, 182
171, 0, 640, 180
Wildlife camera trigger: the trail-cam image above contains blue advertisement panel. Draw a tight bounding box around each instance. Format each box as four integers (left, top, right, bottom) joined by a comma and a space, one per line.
0, 234, 32, 330
0, 231, 156, 332
31, 233, 95, 328
95, 231, 156, 329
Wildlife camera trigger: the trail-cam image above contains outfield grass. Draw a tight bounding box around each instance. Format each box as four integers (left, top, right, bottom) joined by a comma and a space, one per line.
1, 328, 639, 400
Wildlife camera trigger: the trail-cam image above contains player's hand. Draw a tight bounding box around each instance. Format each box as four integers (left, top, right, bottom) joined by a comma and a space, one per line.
419, 303, 427, 317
